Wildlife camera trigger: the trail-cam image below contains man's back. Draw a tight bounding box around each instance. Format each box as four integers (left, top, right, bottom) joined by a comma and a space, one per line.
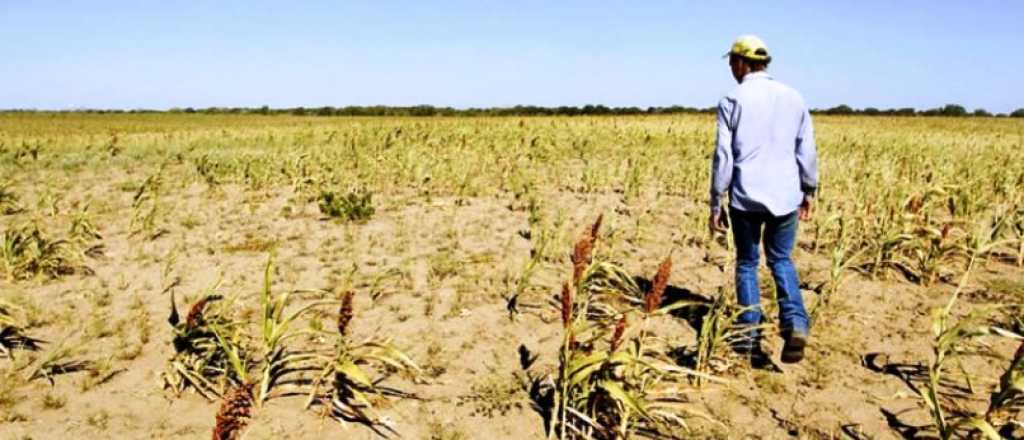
712, 72, 817, 216
711, 35, 816, 365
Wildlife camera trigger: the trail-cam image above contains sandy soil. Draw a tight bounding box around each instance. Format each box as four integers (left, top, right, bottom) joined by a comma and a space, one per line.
1, 166, 1021, 439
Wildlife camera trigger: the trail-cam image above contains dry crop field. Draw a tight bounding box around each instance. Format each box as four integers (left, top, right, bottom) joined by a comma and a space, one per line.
1, 112, 1022, 439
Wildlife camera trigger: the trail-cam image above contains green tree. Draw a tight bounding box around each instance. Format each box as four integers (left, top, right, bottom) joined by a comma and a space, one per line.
825, 104, 855, 115
939, 104, 967, 116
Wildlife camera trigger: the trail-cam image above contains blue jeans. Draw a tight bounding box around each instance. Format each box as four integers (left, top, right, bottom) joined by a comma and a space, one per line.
729, 208, 810, 344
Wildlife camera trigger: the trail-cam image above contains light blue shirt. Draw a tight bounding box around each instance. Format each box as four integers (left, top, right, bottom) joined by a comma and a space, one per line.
710, 71, 818, 216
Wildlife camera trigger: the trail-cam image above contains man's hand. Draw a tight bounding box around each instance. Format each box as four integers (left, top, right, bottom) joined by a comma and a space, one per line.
709, 210, 729, 233
798, 196, 813, 221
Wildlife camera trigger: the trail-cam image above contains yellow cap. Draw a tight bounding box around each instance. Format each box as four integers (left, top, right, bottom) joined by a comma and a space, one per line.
725, 35, 771, 62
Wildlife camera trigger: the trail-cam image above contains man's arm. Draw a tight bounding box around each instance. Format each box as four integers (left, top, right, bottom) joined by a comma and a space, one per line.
710, 97, 737, 216
795, 107, 818, 220
795, 108, 818, 198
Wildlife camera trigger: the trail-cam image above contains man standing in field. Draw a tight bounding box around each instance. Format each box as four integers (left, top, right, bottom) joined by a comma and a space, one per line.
709, 35, 818, 364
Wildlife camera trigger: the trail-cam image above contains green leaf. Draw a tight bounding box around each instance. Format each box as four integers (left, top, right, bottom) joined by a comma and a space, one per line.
567, 352, 608, 384
654, 300, 704, 315
336, 359, 373, 388
958, 418, 1001, 440
605, 350, 634, 365
359, 343, 419, 372
210, 325, 247, 382
599, 380, 650, 419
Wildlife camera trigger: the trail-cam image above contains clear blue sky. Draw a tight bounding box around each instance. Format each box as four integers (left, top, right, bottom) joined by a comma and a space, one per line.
2, 1, 1022, 112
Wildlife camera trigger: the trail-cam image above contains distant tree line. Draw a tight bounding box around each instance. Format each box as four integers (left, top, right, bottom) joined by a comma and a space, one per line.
3, 103, 1023, 117
166, 104, 719, 117
816, 103, 1023, 118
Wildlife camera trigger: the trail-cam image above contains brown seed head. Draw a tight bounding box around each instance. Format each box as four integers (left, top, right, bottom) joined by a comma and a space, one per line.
645, 256, 672, 314
610, 315, 627, 352
187, 297, 212, 329
570, 215, 603, 285
337, 291, 355, 336
907, 196, 923, 214
571, 237, 593, 285
560, 282, 573, 328
589, 213, 603, 242
211, 382, 255, 440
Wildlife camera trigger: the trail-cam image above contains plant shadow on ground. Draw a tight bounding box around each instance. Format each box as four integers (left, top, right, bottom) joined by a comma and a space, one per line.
518, 274, 758, 438
862, 352, 978, 440
862, 353, 973, 400
636, 276, 782, 371
633, 276, 713, 333
878, 408, 933, 440
516, 342, 556, 437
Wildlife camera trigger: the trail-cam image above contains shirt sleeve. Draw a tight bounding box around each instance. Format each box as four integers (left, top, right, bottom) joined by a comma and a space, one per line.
795, 108, 818, 197
710, 97, 737, 214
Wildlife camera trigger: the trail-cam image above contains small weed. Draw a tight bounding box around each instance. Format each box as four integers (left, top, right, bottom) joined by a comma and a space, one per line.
85, 410, 110, 430
117, 180, 142, 193
0, 368, 22, 409
428, 250, 461, 286
180, 213, 201, 230
458, 373, 524, 417
423, 291, 438, 317
422, 341, 448, 378
69, 203, 103, 241
985, 277, 1024, 302
0, 182, 23, 215
85, 313, 114, 339
427, 419, 469, 440
223, 236, 278, 253
78, 357, 121, 392
41, 392, 67, 410
318, 188, 375, 222
753, 371, 786, 394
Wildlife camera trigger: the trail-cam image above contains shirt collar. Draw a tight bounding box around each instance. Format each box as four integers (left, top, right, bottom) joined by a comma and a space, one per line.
742, 71, 772, 83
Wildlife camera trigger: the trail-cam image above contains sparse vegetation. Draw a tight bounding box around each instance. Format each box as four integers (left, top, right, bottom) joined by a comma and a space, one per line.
915, 244, 1024, 439
1, 112, 1022, 437
0, 182, 23, 215
1, 225, 86, 280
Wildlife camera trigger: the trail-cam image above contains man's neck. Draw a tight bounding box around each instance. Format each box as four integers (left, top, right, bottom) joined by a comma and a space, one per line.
742, 70, 770, 82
